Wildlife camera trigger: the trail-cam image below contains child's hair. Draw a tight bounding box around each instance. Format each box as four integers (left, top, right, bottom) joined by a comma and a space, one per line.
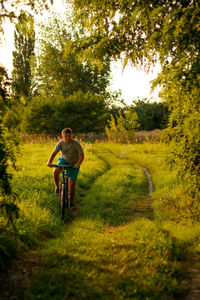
62, 128, 73, 135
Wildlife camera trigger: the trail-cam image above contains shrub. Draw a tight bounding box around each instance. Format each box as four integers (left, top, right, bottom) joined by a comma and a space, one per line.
21, 91, 110, 135
105, 109, 140, 143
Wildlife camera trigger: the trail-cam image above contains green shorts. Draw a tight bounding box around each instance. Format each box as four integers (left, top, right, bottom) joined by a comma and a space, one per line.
57, 157, 79, 181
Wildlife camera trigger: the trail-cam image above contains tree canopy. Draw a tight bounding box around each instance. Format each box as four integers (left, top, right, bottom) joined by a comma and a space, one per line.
12, 13, 35, 103
0, 0, 53, 43
0, 0, 53, 19
33, 15, 111, 98
70, 1, 200, 66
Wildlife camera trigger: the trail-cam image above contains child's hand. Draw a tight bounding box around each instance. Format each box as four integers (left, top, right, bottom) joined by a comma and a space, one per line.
47, 162, 52, 167
74, 163, 80, 168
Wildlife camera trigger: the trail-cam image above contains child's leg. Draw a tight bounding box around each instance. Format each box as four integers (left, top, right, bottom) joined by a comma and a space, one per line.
53, 167, 61, 189
69, 178, 76, 205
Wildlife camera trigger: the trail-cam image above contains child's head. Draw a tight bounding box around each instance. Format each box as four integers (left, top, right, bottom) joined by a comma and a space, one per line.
62, 128, 73, 135
62, 128, 73, 143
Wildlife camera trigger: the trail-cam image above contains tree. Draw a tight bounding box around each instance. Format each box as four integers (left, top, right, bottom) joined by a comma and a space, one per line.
12, 13, 35, 103
0, 1, 55, 187
0, 0, 53, 268
71, 0, 200, 197
33, 15, 111, 98
0, 66, 10, 107
0, 67, 19, 233
131, 98, 169, 131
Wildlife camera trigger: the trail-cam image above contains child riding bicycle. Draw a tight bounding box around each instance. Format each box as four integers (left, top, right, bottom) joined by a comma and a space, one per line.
47, 128, 84, 210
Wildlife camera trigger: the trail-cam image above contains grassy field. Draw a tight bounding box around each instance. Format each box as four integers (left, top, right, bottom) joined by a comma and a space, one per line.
1, 141, 200, 299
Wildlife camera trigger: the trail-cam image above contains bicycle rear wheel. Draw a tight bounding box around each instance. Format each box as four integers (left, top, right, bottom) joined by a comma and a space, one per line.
59, 183, 66, 220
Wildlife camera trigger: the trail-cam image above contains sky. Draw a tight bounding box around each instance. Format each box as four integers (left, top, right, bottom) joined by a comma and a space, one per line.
109, 61, 161, 104
0, 1, 161, 105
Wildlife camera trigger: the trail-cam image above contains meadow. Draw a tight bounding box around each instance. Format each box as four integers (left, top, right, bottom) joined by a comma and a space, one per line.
1, 141, 200, 299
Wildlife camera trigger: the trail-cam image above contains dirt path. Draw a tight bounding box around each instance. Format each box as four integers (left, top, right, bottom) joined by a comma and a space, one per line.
181, 254, 200, 300
139, 163, 200, 300
107, 149, 154, 197
140, 165, 154, 196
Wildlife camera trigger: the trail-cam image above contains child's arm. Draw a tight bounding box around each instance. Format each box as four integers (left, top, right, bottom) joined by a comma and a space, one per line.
74, 153, 84, 168
47, 151, 57, 167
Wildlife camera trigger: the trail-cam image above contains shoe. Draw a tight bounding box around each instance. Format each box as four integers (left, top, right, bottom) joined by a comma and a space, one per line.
55, 187, 59, 196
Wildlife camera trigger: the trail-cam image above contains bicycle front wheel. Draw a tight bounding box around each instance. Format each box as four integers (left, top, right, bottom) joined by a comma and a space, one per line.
59, 183, 66, 220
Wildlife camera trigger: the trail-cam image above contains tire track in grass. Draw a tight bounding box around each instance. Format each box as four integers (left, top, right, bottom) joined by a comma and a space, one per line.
107, 148, 154, 196
75, 144, 154, 224
139, 165, 154, 197
75, 148, 111, 212
101, 146, 153, 222
104, 147, 154, 220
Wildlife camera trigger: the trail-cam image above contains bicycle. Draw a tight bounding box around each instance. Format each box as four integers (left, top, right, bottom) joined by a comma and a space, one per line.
52, 164, 77, 220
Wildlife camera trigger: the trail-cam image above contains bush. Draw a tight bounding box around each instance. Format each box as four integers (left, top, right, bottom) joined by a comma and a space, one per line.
105, 109, 140, 143
0, 71, 20, 268
3, 105, 23, 131
21, 91, 110, 135
131, 99, 169, 130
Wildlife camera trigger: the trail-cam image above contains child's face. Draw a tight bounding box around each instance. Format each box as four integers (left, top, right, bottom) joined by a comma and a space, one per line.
63, 132, 73, 144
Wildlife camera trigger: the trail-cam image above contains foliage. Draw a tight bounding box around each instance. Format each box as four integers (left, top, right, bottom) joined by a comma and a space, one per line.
0, 0, 55, 270
7, 14, 115, 134
131, 98, 169, 131
0, 66, 10, 107
71, 0, 200, 196
33, 14, 111, 98
0, 120, 12, 196
3, 103, 24, 130
162, 101, 200, 197
0, 0, 53, 39
12, 13, 35, 103
0, 66, 18, 201
21, 90, 110, 135
105, 109, 139, 143
0, 68, 20, 268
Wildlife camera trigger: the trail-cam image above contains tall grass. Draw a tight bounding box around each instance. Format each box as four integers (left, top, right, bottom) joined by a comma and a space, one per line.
20, 130, 161, 144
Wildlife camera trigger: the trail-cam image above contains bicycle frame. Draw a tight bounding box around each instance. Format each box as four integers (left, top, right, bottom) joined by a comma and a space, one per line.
52, 164, 75, 219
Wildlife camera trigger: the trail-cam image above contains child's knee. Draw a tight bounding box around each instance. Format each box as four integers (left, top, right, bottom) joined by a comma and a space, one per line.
53, 167, 60, 175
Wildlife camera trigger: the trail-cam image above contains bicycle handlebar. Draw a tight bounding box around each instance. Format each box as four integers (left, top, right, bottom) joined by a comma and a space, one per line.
51, 164, 77, 169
